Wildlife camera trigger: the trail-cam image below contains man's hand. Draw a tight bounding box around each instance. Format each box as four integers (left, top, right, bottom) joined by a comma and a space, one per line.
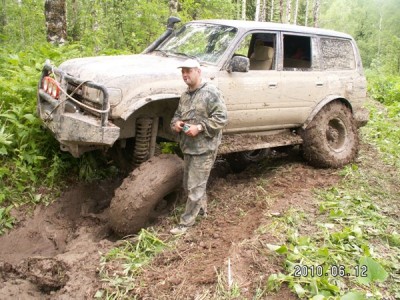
183, 124, 201, 137
174, 120, 185, 132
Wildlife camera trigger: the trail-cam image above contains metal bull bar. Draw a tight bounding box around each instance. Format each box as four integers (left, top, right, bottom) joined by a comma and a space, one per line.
39, 60, 110, 127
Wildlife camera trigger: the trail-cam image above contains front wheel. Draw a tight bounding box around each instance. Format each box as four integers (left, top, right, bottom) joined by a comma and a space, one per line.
302, 101, 359, 168
109, 154, 183, 237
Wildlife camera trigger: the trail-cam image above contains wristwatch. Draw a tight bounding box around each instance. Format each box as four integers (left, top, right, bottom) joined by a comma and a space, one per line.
197, 124, 203, 132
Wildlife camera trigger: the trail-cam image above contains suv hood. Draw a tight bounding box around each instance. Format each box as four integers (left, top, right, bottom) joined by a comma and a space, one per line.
60, 53, 189, 85
59, 54, 219, 117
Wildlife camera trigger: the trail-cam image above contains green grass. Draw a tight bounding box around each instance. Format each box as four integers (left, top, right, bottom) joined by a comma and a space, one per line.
265, 101, 400, 299
96, 229, 167, 299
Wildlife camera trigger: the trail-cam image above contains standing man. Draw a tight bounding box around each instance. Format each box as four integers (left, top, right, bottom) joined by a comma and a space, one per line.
170, 58, 228, 234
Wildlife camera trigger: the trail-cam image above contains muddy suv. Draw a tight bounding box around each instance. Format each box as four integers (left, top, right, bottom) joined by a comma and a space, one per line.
37, 17, 368, 235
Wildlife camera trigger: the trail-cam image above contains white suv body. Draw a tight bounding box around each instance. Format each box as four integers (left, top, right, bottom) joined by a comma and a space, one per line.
37, 18, 368, 168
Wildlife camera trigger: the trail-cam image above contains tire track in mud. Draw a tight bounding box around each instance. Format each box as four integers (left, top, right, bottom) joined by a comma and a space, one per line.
131, 151, 341, 299
0, 179, 121, 299
0, 149, 341, 299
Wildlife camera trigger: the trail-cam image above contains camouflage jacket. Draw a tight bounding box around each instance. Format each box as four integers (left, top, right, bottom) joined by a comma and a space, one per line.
171, 82, 228, 155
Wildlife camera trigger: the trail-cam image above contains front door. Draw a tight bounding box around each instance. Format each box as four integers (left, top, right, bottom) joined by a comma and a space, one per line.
218, 31, 283, 133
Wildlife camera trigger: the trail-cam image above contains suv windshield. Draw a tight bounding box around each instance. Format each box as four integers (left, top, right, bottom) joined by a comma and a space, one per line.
156, 23, 238, 64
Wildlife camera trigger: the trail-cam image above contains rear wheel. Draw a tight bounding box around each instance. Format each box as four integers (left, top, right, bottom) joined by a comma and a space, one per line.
302, 101, 359, 168
226, 149, 270, 172
109, 154, 183, 236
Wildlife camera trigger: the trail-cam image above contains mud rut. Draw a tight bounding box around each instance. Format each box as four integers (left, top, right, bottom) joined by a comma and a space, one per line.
0, 148, 343, 299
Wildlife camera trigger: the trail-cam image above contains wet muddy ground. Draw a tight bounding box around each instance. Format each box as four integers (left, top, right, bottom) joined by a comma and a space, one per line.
0, 145, 378, 299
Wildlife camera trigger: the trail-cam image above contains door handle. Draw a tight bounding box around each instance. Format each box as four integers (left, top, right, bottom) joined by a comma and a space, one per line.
316, 82, 324, 87
268, 82, 278, 88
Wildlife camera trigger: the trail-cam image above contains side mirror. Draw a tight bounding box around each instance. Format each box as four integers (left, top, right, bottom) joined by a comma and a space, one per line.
228, 56, 249, 73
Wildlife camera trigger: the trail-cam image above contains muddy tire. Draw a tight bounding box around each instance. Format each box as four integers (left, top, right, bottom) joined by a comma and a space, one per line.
302, 101, 359, 168
109, 154, 183, 236
226, 149, 270, 172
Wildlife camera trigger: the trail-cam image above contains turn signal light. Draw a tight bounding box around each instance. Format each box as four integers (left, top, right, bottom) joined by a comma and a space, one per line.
42, 76, 61, 99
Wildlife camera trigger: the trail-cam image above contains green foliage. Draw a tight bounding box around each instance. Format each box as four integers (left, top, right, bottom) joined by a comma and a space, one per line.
178, 0, 236, 22
320, 0, 400, 74
0, 0, 46, 47
67, 0, 170, 53
366, 72, 400, 106
96, 229, 167, 299
0, 206, 15, 235
160, 142, 181, 155
266, 102, 400, 299
0, 42, 121, 234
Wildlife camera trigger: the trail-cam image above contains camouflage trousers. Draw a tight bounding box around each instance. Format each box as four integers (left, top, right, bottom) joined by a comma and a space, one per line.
179, 151, 218, 227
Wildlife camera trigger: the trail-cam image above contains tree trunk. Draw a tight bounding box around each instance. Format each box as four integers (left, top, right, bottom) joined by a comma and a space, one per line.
242, 0, 246, 20
294, 0, 299, 24
255, 0, 261, 21
313, 0, 320, 27
0, 0, 6, 34
270, 0, 275, 22
286, 0, 291, 23
305, 0, 309, 26
279, 0, 283, 23
44, 0, 67, 44
261, 0, 266, 22
169, 0, 178, 15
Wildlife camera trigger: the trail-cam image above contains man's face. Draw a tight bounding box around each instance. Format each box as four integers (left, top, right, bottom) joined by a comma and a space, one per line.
181, 67, 201, 88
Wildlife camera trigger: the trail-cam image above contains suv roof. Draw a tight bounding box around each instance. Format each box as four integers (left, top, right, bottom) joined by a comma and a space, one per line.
190, 19, 353, 39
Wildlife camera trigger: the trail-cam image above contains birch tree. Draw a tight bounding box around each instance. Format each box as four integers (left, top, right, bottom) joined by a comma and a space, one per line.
44, 0, 67, 44
305, 0, 309, 26
255, 0, 261, 21
279, 0, 283, 23
242, 0, 246, 20
294, 0, 299, 24
286, 0, 291, 23
313, 0, 320, 27
261, 0, 266, 21
270, 0, 275, 21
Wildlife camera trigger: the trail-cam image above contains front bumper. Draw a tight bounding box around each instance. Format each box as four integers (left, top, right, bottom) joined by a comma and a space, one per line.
37, 61, 120, 157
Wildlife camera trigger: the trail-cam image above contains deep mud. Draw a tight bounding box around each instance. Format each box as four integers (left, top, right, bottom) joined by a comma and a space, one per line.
0, 144, 379, 299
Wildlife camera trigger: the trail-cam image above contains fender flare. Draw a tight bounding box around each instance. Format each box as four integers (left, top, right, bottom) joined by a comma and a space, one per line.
302, 95, 352, 130
120, 93, 181, 120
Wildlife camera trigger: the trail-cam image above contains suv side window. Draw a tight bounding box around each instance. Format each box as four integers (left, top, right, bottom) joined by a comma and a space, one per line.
283, 34, 312, 70
320, 38, 356, 70
234, 32, 277, 71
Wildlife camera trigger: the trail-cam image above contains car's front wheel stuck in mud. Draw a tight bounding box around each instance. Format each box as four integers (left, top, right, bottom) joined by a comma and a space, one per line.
109, 154, 184, 237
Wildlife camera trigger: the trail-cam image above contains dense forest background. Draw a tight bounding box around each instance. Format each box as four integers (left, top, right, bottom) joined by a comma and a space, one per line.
0, 0, 399, 230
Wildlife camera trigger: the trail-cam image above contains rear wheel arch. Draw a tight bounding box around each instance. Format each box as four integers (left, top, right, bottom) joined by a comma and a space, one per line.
301, 100, 359, 168
303, 96, 353, 130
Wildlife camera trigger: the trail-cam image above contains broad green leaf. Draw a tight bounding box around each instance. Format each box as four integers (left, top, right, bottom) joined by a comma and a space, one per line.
266, 244, 288, 254
340, 291, 366, 300
293, 283, 306, 297
311, 295, 326, 300
357, 256, 389, 285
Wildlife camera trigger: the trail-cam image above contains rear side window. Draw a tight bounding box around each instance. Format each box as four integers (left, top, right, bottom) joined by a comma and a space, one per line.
321, 38, 356, 70
283, 35, 312, 70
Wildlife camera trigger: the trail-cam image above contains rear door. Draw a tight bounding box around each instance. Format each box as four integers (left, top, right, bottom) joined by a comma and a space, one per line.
280, 33, 327, 125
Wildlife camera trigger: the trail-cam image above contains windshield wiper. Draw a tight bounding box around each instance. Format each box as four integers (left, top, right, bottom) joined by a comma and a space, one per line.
173, 52, 198, 60
153, 49, 170, 57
